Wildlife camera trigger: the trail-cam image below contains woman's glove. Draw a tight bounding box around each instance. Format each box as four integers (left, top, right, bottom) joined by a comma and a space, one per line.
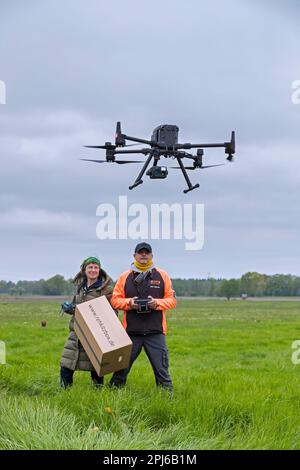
61, 301, 75, 315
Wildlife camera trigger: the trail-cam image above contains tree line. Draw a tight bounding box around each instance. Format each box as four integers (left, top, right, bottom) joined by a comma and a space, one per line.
172, 272, 300, 299
0, 275, 73, 296
1, 272, 300, 298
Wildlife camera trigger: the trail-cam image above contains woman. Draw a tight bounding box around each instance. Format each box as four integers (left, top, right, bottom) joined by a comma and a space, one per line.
60, 256, 114, 388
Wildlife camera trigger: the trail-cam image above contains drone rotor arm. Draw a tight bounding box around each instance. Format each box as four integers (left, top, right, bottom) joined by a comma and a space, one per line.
114, 148, 150, 155
176, 143, 226, 150
122, 134, 157, 147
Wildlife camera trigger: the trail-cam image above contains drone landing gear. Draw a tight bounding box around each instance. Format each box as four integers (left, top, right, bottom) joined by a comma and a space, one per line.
129, 180, 143, 190
128, 154, 153, 191
176, 156, 200, 193
183, 184, 200, 194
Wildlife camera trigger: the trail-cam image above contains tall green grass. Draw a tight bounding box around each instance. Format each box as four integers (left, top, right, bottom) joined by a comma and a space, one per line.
0, 299, 300, 449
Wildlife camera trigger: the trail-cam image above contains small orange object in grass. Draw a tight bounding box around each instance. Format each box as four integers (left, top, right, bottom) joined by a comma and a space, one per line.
104, 407, 112, 414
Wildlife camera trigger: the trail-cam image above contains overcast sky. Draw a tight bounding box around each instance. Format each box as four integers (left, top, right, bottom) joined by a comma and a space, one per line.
0, 0, 299, 281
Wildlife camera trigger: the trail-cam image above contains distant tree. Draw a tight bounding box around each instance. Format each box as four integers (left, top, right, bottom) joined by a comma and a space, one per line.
0, 281, 8, 294
208, 278, 218, 297
10, 286, 26, 296
220, 279, 240, 300
44, 275, 67, 295
240, 272, 266, 297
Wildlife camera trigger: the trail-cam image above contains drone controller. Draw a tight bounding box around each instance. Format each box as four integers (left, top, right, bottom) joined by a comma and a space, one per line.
135, 298, 151, 313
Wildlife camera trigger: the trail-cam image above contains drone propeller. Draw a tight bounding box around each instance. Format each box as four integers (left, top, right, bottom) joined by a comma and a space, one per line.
84, 142, 139, 149
200, 163, 224, 169
80, 158, 143, 164
123, 143, 141, 147
84, 145, 111, 149
115, 160, 144, 164
171, 163, 224, 170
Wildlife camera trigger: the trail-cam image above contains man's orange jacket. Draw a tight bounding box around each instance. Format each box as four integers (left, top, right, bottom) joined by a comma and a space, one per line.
111, 267, 176, 335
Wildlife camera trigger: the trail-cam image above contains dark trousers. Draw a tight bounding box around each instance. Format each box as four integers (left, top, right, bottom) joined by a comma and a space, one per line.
109, 333, 173, 390
60, 366, 104, 388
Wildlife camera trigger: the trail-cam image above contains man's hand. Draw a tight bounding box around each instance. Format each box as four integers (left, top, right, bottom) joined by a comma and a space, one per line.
129, 297, 139, 309
148, 296, 158, 310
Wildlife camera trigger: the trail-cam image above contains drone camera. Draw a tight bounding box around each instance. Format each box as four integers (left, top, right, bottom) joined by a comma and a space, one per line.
146, 166, 168, 179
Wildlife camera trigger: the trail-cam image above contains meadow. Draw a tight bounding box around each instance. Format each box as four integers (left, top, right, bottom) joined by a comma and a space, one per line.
0, 299, 300, 450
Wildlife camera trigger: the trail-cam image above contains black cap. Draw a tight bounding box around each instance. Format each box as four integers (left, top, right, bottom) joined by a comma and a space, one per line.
135, 242, 152, 253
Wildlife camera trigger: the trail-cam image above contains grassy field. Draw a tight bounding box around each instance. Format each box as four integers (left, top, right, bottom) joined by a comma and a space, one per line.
0, 299, 300, 450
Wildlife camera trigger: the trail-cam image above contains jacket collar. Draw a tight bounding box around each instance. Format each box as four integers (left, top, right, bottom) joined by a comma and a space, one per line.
77, 269, 112, 293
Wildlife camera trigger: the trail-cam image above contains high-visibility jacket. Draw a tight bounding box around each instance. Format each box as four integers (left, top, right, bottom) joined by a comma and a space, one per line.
111, 267, 176, 335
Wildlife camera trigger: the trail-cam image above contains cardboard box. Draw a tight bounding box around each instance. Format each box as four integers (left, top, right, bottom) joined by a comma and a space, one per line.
74, 296, 132, 376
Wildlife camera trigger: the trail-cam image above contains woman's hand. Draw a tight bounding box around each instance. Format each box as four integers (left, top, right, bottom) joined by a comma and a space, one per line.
61, 301, 75, 315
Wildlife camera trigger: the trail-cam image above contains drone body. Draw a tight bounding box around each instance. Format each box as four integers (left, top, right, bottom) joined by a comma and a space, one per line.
82, 122, 236, 193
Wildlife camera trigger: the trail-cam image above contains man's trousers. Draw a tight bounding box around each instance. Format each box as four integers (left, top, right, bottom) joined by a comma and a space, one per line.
109, 333, 173, 390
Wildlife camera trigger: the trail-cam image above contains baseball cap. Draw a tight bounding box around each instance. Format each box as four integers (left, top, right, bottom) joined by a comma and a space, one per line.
134, 242, 152, 253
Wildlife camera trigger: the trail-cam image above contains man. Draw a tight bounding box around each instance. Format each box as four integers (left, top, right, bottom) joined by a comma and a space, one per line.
109, 243, 176, 391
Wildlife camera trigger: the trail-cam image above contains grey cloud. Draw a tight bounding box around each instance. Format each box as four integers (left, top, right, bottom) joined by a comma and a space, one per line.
0, 0, 300, 280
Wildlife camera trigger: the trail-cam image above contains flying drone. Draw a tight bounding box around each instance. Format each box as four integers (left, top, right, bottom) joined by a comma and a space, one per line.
81, 122, 236, 193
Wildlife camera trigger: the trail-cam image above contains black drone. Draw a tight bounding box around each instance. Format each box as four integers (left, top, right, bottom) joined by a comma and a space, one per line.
82, 122, 236, 193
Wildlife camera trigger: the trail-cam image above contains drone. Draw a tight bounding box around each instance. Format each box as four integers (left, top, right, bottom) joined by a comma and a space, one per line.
82, 122, 236, 193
